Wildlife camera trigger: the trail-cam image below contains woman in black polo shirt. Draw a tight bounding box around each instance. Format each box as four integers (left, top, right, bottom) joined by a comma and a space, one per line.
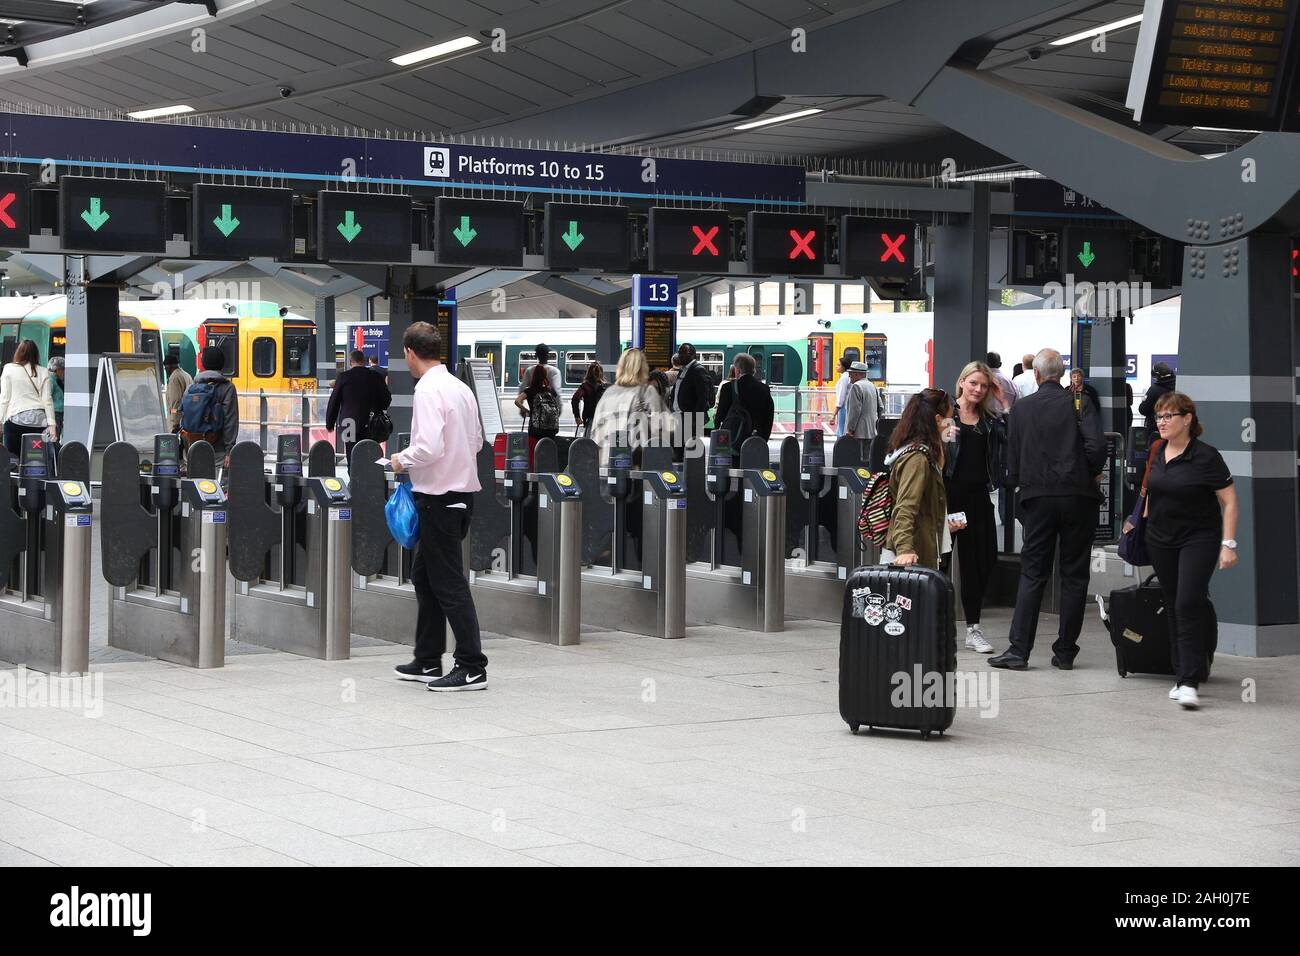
1142, 392, 1238, 710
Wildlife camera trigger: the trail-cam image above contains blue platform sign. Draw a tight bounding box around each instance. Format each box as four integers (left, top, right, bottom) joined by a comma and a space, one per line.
0, 112, 805, 205
632, 275, 678, 372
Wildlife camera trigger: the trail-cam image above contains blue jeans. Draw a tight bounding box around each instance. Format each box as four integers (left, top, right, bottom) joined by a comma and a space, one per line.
835, 406, 846, 437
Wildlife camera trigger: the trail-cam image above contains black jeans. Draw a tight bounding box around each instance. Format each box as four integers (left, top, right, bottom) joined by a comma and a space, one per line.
1146, 539, 1219, 688
3, 420, 45, 456
410, 491, 487, 672
942, 482, 996, 624
1007, 494, 1096, 662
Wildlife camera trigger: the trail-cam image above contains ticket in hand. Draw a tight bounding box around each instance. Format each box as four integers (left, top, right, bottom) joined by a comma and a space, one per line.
946, 511, 967, 525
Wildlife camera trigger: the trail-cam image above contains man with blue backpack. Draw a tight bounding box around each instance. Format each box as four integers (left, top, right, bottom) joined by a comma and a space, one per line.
180, 346, 240, 462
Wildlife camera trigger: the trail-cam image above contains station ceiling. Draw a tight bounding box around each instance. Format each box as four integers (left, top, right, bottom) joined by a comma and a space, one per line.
0, 0, 1248, 169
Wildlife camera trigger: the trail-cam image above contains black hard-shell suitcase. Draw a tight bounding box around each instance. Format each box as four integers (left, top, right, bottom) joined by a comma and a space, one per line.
1100, 575, 1216, 679
839, 565, 957, 738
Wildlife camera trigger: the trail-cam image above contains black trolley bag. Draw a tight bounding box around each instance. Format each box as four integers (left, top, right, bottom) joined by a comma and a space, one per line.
1101, 574, 1216, 679
839, 565, 957, 738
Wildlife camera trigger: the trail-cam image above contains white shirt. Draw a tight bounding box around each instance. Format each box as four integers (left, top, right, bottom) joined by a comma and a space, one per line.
393, 364, 483, 496
1013, 368, 1038, 399
0, 363, 56, 426
517, 364, 561, 396
834, 371, 851, 407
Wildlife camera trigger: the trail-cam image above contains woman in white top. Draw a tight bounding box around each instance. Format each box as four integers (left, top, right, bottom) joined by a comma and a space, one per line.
0, 340, 58, 455
832, 356, 853, 437
589, 348, 672, 466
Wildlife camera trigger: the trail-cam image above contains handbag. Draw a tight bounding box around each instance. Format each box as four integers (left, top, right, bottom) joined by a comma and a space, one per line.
10, 369, 48, 428
1117, 438, 1164, 567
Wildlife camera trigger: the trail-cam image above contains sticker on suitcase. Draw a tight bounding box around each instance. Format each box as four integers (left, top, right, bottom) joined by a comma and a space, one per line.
851, 585, 912, 636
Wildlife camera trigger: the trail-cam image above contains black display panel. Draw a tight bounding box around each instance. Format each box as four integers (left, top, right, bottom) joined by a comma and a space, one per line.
840, 216, 917, 278
434, 197, 525, 267
60, 176, 166, 253
191, 184, 294, 258
1065, 228, 1132, 283
1133, 0, 1300, 131
648, 207, 731, 273
543, 203, 630, 271
316, 190, 412, 263
746, 211, 825, 276
0, 173, 30, 249
638, 309, 677, 372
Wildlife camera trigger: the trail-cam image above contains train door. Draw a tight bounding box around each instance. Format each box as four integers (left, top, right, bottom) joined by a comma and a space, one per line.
282, 322, 316, 391
476, 341, 503, 385
806, 333, 833, 387
769, 349, 787, 386
198, 320, 239, 376
863, 334, 888, 387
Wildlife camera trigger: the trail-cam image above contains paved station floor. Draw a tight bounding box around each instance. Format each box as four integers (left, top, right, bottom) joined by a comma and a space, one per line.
2, 589, 1297, 867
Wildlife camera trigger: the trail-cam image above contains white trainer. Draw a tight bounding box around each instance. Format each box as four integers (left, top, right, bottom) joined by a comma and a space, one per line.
965, 624, 994, 654
1169, 684, 1181, 700
1177, 685, 1200, 709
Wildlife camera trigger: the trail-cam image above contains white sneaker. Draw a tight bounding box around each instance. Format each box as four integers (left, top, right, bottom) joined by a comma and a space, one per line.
1177, 685, 1200, 709
965, 624, 994, 654
1169, 684, 1181, 700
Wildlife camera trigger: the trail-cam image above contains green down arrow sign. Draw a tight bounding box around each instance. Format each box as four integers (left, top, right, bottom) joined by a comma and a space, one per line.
1077, 241, 1096, 269
562, 220, 584, 251
453, 216, 477, 246
80, 197, 110, 232
337, 210, 362, 243
213, 204, 240, 237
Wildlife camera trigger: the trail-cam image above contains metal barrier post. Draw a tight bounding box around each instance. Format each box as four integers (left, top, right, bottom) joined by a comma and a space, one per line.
259, 390, 268, 451
300, 393, 311, 452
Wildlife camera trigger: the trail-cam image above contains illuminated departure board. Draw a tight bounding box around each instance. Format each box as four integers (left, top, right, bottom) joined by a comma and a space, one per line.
1129, 0, 1300, 130
640, 310, 677, 371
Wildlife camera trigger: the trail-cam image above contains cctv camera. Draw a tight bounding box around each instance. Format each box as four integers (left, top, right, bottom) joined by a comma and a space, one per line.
278, 86, 294, 98
861, 322, 869, 331
1027, 48, 1042, 61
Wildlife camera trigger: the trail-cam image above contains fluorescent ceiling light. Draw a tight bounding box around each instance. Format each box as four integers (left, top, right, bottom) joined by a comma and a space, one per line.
391, 35, 479, 66
1050, 14, 1143, 46
1193, 126, 1261, 133
127, 104, 194, 119
734, 108, 824, 131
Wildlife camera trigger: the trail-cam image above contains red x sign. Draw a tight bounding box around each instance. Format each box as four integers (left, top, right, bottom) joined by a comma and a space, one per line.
0, 192, 16, 230
692, 224, 720, 256
880, 233, 907, 264
30, 439, 42, 451
789, 229, 816, 261
1292, 246, 1297, 278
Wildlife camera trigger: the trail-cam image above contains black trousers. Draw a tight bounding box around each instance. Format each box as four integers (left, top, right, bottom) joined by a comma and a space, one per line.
943, 482, 996, 624
1007, 495, 1096, 661
1147, 539, 1219, 688
3, 420, 45, 456
411, 491, 487, 671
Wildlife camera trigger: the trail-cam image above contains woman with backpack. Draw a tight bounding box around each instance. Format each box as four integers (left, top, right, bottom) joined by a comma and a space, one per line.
571, 361, 607, 437
941, 362, 1007, 654
881, 388, 963, 571
0, 340, 58, 455
515, 363, 562, 467
590, 348, 671, 466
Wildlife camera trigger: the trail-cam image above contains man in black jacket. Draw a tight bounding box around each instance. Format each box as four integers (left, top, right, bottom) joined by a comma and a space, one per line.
669, 343, 715, 455
990, 349, 1106, 671
327, 349, 392, 463
1138, 361, 1176, 432
715, 352, 775, 446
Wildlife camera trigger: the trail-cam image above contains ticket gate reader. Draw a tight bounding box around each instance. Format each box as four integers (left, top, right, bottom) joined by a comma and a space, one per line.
571, 439, 687, 639
782, 431, 872, 622
468, 434, 583, 646
101, 436, 228, 667
228, 437, 352, 659
0, 437, 92, 673
683, 433, 786, 632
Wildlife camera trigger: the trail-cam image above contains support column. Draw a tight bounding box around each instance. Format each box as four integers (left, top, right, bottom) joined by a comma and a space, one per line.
315, 296, 336, 390
1178, 236, 1298, 656
933, 183, 990, 394
595, 306, 621, 367
63, 259, 120, 446
386, 273, 415, 436
1089, 315, 1129, 437
693, 287, 712, 317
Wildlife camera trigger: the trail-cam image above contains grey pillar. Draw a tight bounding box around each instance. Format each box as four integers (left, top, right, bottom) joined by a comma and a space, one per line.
386, 276, 416, 436
63, 259, 120, 446
693, 287, 712, 317
1089, 316, 1129, 437
315, 296, 336, 389
1178, 236, 1298, 657
795, 282, 815, 315
595, 306, 621, 367
933, 183, 990, 394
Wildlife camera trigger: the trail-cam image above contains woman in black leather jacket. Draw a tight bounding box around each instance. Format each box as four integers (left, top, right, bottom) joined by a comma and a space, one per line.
942, 361, 1008, 653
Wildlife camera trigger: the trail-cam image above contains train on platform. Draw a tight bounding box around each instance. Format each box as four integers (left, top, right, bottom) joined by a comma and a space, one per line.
0, 296, 318, 394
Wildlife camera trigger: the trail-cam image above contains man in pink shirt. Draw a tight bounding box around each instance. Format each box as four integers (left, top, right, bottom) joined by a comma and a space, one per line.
390, 322, 489, 691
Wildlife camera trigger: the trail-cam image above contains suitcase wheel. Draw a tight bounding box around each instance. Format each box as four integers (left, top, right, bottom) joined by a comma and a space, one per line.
849, 724, 859, 735
921, 730, 932, 740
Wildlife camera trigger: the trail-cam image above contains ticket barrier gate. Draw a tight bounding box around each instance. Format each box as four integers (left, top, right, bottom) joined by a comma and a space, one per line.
0, 437, 92, 673
468, 434, 583, 646
683, 433, 786, 632
227, 436, 352, 659
101, 436, 228, 667
569, 438, 687, 639
781, 430, 872, 622
348, 435, 472, 646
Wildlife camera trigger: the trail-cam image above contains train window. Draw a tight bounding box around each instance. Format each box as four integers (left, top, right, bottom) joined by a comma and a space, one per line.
0, 324, 17, 365
863, 343, 886, 381
699, 351, 725, 381
565, 351, 596, 386
252, 337, 277, 378
770, 352, 786, 385
841, 346, 862, 365
806, 334, 833, 385
517, 351, 536, 384
748, 347, 766, 381
205, 329, 239, 376
283, 326, 315, 378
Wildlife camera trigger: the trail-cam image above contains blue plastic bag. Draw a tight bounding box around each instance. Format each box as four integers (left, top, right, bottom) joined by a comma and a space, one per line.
385, 478, 420, 550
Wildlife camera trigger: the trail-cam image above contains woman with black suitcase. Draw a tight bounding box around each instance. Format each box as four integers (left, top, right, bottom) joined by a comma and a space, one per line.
941, 361, 1007, 654
883, 388, 964, 571
1138, 392, 1238, 710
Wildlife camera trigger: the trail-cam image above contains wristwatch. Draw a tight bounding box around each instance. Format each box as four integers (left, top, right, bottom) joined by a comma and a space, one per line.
1221, 539, 1238, 550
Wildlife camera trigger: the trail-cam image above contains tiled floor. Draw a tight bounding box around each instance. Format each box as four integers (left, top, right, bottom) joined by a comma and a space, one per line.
2, 595, 1297, 867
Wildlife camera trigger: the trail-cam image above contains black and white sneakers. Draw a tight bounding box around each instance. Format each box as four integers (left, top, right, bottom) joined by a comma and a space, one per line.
426, 666, 488, 692
394, 660, 442, 683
